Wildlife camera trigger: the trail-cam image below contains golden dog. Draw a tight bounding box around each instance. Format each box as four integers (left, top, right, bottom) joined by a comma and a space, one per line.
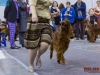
83, 19, 100, 43
50, 20, 74, 65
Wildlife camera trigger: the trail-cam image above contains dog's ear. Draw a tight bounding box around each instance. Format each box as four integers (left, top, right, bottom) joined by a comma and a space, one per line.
64, 20, 70, 23
60, 22, 62, 25
60, 21, 64, 25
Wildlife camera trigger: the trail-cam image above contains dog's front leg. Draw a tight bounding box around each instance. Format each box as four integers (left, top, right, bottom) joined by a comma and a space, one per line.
88, 31, 95, 43
56, 51, 62, 64
61, 54, 66, 65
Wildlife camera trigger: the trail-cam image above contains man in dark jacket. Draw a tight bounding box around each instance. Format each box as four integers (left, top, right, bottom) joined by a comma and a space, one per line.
4, 0, 21, 49
74, 0, 86, 40
18, 0, 28, 47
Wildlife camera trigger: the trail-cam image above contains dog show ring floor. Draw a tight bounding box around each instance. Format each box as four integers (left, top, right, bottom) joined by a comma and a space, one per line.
0, 38, 100, 75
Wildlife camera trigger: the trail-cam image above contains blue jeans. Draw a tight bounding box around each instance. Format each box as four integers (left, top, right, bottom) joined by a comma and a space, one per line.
52, 24, 60, 32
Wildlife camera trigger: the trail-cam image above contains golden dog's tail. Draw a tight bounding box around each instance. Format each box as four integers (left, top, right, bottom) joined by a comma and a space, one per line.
50, 42, 53, 59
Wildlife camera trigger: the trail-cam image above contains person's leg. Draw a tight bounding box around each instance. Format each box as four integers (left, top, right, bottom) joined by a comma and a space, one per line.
70, 23, 74, 39
8, 22, 16, 47
80, 20, 84, 39
29, 48, 38, 72
36, 42, 49, 68
75, 19, 80, 40
19, 32, 25, 46
15, 24, 18, 41
36, 24, 52, 68
52, 23, 56, 32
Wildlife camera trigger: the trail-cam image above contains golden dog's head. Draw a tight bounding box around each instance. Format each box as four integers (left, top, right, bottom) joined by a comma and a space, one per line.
83, 19, 92, 27
60, 20, 70, 31
60, 20, 74, 37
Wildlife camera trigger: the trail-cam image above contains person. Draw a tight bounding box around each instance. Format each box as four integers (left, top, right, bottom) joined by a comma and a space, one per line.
86, 8, 98, 41
51, 1, 61, 31
59, 3, 65, 12
27, 0, 52, 73
18, 0, 28, 47
94, 0, 100, 28
74, 0, 86, 40
4, 0, 21, 49
59, 3, 65, 21
62, 2, 75, 26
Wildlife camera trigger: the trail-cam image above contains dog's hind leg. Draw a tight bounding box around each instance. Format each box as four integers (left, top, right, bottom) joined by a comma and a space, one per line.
50, 42, 53, 59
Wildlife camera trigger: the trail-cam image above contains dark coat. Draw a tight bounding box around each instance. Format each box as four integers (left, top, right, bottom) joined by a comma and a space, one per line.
4, 0, 19, 22
74, 1, 86, 19
18, 1, 28, 32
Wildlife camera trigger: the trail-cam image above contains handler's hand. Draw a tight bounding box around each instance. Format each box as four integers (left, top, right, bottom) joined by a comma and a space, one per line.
4, 18, 6, 22
32, 15, 38, 22
94, 22, 98, 26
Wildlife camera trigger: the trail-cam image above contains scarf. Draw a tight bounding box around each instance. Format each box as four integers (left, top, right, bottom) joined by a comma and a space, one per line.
77, 2, 82, 17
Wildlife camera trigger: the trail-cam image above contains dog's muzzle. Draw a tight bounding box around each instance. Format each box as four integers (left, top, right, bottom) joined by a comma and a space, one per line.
61, 25, 67, 30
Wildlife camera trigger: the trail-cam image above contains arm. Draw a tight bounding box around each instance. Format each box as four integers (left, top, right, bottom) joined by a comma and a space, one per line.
61, 8, 66, 21
56, 7, 60, 16
69, 8, 76, 18
78, 3, 86, 11
4, 0, 11, 19
95, 12, 100, 15
51, 7, 59, 17
29, 0, 38, 22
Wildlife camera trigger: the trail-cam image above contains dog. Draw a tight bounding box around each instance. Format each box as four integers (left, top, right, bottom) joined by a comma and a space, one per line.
50, 20, 74, 65
0, 21, 9, 37
0, 21, 19, 41
83, 19, 100, 43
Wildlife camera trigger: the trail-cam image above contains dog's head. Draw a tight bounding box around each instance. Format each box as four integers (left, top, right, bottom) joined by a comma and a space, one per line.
83, 19, 92, 27
60, 20, 74, 37
60, 20, 70, 31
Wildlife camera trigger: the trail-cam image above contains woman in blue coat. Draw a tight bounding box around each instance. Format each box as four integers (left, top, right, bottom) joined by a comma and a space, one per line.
62, 2, 76, 26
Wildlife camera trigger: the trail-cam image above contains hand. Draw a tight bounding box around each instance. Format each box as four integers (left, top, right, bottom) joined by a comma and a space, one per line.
54, 12, 58, 15
4, 18, 6, 22
68, 14, 72, 16
32, 14, 38, 22
94, 22, 98, 25
64, 14, 68, 16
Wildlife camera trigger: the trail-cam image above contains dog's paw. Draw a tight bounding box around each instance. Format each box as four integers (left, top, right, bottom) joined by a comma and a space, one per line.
61, 61, 66, 65
89, 41, 95, 43
57, 60, 61, 64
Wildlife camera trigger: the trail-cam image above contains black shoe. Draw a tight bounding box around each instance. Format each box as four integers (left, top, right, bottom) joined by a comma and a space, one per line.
10, 46, 20, 49
76, 37, 79, 40
80, 37, 85, 40
16, 46, 21, 48
70, 37, 74, 39
21, 44, 25, 47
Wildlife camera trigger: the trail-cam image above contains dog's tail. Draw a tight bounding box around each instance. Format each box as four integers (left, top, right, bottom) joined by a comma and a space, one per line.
50, 42, 53, 59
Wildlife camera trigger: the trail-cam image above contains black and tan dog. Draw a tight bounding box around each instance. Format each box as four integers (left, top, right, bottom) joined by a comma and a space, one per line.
50, 20, 74, 65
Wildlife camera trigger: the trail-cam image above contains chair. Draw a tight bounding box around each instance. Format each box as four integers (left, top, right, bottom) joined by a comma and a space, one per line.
0, 32, 6, 47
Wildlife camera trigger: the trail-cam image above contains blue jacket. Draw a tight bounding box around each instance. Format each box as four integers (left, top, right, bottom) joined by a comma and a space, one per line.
62, 7, 76, 23
74, 1, 86, 19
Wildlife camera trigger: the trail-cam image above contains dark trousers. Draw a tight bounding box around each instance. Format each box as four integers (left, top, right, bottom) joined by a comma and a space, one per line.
75, 19, 84, 38
19, 32, 25, 45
